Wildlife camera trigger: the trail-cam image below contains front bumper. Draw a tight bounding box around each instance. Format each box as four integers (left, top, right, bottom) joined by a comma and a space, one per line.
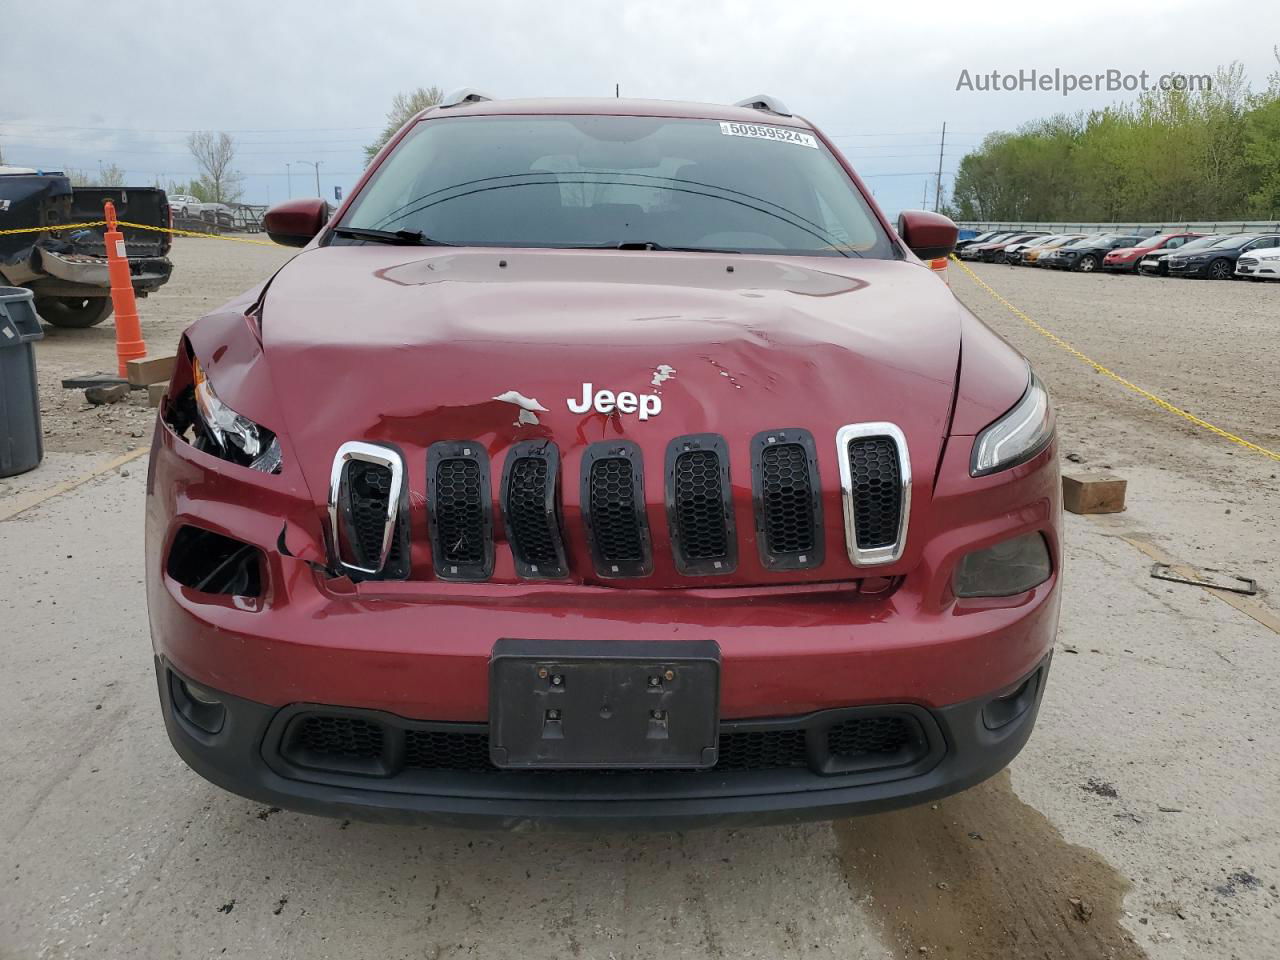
1101, 258, 1136, 272
158, 654, 1052, 828
1237, 260, 1280, 279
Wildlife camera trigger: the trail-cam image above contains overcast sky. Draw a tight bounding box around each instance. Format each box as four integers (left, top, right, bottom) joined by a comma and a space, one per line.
3, 0, 1277, 217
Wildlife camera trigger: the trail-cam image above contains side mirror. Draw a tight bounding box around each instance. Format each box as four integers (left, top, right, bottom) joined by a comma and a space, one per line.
896, 210, 959, 261
263, 198, 329, 247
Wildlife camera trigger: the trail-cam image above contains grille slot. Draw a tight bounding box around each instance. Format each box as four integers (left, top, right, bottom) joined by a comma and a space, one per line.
427, 442, 494, 580
715, 729, 807, 770
751, 430, 823, 570
837, 424, 910, 566
405, 729, 493, 772
275, 710, 932, 778
282, 713, 390, 776
502, 442, 568, 579
846, 437, 902, 549
826, 715, 912, 758
666, 434, 736, 575
581, 441, 651, 578
329, 442, 408, 580
349, 462, 396, 564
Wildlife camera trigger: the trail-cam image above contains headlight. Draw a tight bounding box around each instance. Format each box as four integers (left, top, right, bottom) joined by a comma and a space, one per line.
954, 532, 1052, 597
191, 357, 283, 473
971, 371, 1054, 476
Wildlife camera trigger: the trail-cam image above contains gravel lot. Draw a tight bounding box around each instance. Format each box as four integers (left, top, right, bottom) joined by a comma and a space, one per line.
2, 242, 1278, 959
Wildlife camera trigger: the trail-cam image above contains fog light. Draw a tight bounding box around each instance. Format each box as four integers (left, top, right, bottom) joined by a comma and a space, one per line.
171, 673, 226, 734
982, 670, 1041, 730
954, 532, 1051, 598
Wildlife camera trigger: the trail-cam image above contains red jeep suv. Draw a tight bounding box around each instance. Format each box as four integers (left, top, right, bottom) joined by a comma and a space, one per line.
147, 92, 1061, 828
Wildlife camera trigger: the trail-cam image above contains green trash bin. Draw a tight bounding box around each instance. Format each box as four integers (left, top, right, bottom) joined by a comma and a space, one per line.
0, 286, 44, 477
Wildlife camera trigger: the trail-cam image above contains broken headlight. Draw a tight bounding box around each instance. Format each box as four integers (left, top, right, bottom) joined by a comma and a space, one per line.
189, 356, 283, 473
971, 371, 1054, 477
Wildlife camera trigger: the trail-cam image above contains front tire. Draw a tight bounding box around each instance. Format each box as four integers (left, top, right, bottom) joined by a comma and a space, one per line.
1207, 259, 1232, 280
1077, 254, 1098, 272
35, 296, 115, 328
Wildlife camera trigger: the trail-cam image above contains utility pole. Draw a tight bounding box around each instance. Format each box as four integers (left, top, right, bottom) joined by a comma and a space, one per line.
615, 83, 620, 98
934, 121, 946, 213
922, 180, 929, 209
297, 160, 322, 197
286, 162, 293, 199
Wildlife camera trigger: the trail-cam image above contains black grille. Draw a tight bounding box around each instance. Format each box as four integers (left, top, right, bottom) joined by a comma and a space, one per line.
428, 442, 493, 580
278, 711, 929, 778
502, 443, 567, 579
285, 718, 812, 773
405, 729, 493, 772
666, 435, 736, 576
752, 430, 825, 571
846, 437, 902, 550
436, 459, 484, 563
716, 729, 807, 770
348, 461, 394, 567
673, 451, 728, 559
590, 459, 643, 560
293, 715, 383, 760
827, 715, 912, 758
335, 452, 408, 580
582, 442, 651, 578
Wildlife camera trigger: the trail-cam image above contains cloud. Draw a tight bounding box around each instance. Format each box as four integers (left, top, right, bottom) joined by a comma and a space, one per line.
2, 0, 1275, 215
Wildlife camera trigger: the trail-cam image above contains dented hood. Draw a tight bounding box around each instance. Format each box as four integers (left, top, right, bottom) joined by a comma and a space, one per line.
257, 245, 964, 503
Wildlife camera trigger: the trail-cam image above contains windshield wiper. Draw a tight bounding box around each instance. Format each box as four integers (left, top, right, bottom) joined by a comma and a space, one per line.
332, 226, 452, 246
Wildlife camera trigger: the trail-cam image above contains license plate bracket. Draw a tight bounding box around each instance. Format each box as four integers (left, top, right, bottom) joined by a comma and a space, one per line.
488, 639, 721, 769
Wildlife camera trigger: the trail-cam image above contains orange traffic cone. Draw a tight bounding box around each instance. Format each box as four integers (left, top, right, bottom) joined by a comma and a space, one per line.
102, 200, 146, 377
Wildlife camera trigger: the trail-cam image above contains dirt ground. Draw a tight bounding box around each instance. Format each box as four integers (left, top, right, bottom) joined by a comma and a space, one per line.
2, 242, 1278, 959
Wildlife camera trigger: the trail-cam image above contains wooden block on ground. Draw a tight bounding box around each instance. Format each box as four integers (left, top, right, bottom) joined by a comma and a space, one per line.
1062, 472, 1126, 514
85, 383, 130, 405
126, 354, 176, 386
147, 382, 168, 407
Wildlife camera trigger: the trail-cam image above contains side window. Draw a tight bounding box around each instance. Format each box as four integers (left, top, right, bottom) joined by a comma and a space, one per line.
1166, 237, 1185, 249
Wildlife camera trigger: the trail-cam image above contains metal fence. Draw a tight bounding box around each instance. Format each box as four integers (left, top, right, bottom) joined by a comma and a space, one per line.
956, 220, 1280, 236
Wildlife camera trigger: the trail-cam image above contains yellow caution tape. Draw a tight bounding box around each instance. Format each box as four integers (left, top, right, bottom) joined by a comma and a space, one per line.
952, 255, 1280, 464
117, 220, 275, 246
0, 219, 274, 246
0, 221, 106, 235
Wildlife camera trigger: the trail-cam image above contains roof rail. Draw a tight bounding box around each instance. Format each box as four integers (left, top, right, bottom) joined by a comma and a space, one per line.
439, 88, 497, 109
733, 94, 791, 117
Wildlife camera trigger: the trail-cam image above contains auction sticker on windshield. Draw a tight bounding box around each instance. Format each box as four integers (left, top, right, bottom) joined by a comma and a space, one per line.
719, 121, 819, 148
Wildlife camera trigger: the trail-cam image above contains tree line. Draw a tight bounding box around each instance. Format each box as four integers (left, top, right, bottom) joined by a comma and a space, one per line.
946, 55, 1280, 222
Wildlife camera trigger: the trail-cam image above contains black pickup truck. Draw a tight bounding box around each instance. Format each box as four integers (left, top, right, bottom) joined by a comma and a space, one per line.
0, 169, 173, 327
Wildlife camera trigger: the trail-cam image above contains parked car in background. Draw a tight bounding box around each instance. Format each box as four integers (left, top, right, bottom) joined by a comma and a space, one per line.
1137, 235, 1224, 276
953, 229, 1003, 253
1041, 234, 1145, 272
1006, 234, 1077, 266
1166, 234, 1280, 280
1102, 232, 1201, 273
1234, 246, 1280, 280
0, 169, 173, 327
956, 232, 1018, 260
1018, 234, 1086, 267
991, 233, 1053, 264
170, 194, 204, 218
198, 203, 235, 229
964, 232, 1046, 263
981, 232, 1048, 263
